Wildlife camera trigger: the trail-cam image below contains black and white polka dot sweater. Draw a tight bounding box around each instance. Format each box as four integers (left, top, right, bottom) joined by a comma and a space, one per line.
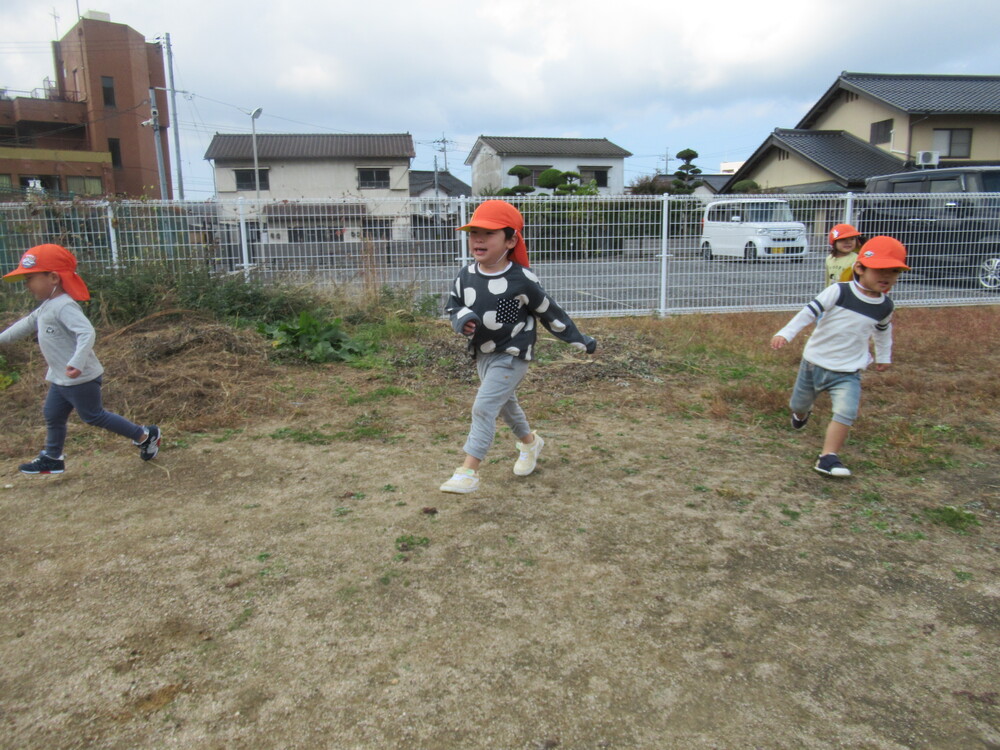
446, 262, 596, 360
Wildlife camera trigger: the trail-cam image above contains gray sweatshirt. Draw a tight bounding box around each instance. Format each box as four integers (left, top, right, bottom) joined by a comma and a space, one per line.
0, 293, 104, 385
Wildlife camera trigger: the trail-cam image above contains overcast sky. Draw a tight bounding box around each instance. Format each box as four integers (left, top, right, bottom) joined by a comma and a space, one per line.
2, 0, 999, 199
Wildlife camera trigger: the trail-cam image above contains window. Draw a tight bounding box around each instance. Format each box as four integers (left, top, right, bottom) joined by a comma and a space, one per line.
932, 128, 972, 158
101, 76, 115, 108
234, 168, 269, 191
358, 168, 390, 189
0, 174, 11, 190
928, 176, 963, 193
776, 149, 789, 162
512, 166, 552, 187
870, 119, 893, 145
66, 176, 103, 196
108, 138, 122, 168
579, 167, 609, 188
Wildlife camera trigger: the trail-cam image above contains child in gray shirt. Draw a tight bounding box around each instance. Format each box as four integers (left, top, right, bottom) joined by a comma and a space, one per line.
1, 244, 160, 474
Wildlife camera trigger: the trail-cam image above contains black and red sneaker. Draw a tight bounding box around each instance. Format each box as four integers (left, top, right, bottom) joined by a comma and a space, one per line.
19, 452, 65, 475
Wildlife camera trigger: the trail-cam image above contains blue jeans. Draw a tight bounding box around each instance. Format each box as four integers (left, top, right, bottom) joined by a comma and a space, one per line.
789, 360, 862, 427
43, 377, 145, 457
463, 353, 531, 460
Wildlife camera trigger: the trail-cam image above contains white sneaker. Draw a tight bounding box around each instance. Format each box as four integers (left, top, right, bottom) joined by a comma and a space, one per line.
513, 431, 544, 476
440, 467, 479, 494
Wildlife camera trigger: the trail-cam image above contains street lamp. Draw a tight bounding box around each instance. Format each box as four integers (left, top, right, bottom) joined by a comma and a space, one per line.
249, 106, 263, 204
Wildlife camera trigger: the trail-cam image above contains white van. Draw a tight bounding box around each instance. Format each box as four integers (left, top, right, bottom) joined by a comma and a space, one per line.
700, 198, 808, 261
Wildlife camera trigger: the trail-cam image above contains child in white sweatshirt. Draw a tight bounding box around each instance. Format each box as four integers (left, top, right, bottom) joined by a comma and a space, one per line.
770, 236, 909, 478
1, 244, 160, 474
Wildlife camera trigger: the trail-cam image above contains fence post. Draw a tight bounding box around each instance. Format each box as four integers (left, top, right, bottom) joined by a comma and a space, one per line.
658, 194, 670, 316
237, 198, 251, 281
104, 201, 120, 268
456, 196, 470, 266
844, 191, 855, 224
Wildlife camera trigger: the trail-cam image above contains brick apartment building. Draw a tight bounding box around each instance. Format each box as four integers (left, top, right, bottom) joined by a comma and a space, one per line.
0, 11, 171, 199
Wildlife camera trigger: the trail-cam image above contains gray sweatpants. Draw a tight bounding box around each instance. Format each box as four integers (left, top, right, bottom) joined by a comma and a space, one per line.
463, 353, 531, 461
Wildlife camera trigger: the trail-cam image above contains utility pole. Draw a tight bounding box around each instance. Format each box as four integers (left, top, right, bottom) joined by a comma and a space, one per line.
163, 33, 184, 198
146, 88, 167, 199
432, 134, 454, 173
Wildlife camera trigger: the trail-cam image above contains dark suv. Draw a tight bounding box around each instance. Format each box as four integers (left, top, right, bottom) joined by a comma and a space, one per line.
858, 167, 1000, 291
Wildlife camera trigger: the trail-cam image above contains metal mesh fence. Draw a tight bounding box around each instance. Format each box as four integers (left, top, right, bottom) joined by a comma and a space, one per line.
1, 193, 998, 316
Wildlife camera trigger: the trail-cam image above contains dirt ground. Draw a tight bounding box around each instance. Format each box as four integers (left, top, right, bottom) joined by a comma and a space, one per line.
0, 315, 998, 749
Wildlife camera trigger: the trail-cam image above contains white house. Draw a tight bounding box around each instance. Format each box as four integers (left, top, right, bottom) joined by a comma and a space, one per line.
465, 136, 632, 196
203, 133, 415, 255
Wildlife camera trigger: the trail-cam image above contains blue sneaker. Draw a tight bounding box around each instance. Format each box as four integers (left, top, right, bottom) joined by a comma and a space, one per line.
19, 452, 65, 475
791, 411, 811, 430
814, 453, 851, 477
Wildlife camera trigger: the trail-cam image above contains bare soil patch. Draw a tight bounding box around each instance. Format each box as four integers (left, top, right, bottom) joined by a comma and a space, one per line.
1, 312, 998, 749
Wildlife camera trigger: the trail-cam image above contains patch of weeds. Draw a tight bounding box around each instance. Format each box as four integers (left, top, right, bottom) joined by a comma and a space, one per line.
379, 570, 402, 585
693, 485, 709, 492
382, 484, 398, 492
242, 503, 261, 510
259, 311, 372, 363
953, 570, 974, 582
334, 507, 352, 517
887, 530, 927, 541
0, 354, 20, 390
924, 505, 981, 532
228, 607, 254, 631
395, 534, 430, 552
269, 427, 335, 445
336, 586, 359, 601
346, 386, 412, 405
213, 428, 244, 443
779, 506, 802, 523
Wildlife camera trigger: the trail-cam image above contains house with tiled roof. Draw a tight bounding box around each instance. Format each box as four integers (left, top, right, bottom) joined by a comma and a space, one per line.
722, 72, 1000, 193
204, 133, 414, 202
465, 136, 632, 195
204, 133, 415, 258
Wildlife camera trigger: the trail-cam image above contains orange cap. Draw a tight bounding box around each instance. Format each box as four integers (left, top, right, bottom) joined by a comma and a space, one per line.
857, 236, 910, 270
829, 223, 861, 246
3, 244, 91, 301
457, 200, 529, 268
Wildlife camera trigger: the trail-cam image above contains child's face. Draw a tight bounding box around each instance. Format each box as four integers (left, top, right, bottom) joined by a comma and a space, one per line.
855, 263, 903, 294
833, 237, 860, 255
23, 272, 62, 301
467, 227, 516, 270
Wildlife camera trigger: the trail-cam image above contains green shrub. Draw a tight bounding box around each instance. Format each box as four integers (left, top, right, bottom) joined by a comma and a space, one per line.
259, 311, 372, 363
84, 265, 320, 326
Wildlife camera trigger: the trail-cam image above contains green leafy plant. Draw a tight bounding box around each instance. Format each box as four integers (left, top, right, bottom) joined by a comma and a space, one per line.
0, 354, 19, 390
259, 311, 371, 363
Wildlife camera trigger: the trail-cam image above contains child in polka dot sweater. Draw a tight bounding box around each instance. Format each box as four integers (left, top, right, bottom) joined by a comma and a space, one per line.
440, 200, 597, 494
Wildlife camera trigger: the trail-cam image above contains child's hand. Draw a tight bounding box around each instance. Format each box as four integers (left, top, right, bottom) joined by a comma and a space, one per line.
462, 321, 477, 336
66, 366, 82, 379
770, 335, 788, 350
874, 363, 891, 372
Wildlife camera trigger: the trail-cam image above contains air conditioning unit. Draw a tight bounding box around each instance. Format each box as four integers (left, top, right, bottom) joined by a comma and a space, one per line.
915, 150, 941, 167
